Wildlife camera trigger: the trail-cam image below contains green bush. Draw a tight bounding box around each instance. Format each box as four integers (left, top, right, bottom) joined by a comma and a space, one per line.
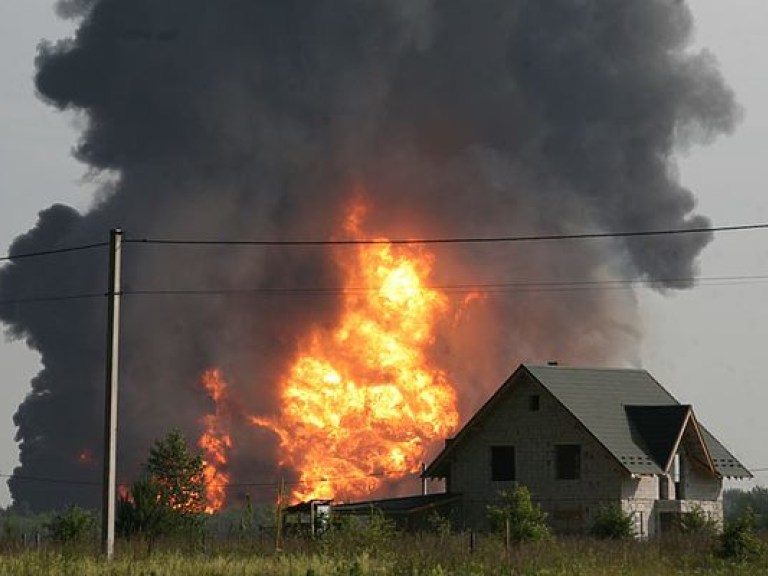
117, 430, 207, 544
724, 487, 768, 529
487, 485, 551, 544
720, 508, 764, 561
45, 506, 96, 544
117, 477, 170, 540
322, 508, 396, 557
589, 505, 635, 540
679, 506, 718, 535
427, 511, 452, 542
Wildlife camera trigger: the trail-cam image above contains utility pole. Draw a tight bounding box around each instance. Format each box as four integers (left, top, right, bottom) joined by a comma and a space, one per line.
101, 228, 122, 559
275, 476, 285, 553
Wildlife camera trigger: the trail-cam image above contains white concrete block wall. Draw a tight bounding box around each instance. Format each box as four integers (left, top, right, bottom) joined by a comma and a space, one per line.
621, 475, 658, 500
683, 500, 724, 529
445, 372, 725, 534
684, 459, 723, 501
620, 497, 656, 538
449, 373, 627, 531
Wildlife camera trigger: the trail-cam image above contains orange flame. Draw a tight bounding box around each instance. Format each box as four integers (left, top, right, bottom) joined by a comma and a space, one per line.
254, 200, 459, 502
198, 368, 232, 513
118, 484, 131, 502
78, 449, 94, 464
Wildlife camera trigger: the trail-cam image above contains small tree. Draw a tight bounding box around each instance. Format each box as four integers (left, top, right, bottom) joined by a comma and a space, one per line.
680, 505, 718, 535
428, 510, 452, 543
45, 505, 96, 544
487, 486, 551, 544
117, 429, 207, 541
323, 507, 396, 557
589, 505, 635, 539
725, 487, 768, 529
720, 508, 764, 561
147, 429, 207, 517
117, 477, 169, 540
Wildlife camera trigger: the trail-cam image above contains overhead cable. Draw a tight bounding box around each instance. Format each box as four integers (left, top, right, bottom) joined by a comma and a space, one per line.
3, 273, 768, 308
0, 242, 108, 263
124, 222, 768, 247
0, 468, 407, 490
0, 293, 105, 306
2, 223, 767, 262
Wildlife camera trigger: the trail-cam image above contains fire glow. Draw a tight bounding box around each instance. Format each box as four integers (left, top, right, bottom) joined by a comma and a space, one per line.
198, 368, 232, 513
253, 201, 460, 502
78, 449, 94, 464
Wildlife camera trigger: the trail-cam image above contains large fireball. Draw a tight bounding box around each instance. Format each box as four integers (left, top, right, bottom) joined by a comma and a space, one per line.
253, 201, 460, 502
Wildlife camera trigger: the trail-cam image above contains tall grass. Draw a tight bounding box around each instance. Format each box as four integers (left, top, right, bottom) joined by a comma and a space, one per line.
1, 532, 768, 575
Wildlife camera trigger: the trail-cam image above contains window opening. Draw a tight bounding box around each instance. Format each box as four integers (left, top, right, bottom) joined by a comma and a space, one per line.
555, 444, 581, 480
491, 446, 516, 481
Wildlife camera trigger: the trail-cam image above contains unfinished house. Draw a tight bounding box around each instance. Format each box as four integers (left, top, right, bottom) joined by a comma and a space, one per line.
423, 364, 751, 537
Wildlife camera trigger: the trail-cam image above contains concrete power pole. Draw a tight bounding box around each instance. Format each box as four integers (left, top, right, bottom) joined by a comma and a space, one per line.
101, 228, 122, 559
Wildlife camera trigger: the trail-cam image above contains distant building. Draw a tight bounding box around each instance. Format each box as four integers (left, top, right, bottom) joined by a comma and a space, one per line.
333, 493, 460, 532
284, 499, 333, 536
423, 364, 751, 537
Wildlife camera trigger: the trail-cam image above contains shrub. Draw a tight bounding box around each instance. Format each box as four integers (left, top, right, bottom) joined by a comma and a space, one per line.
679, 506, 718, 535
589, 505, 635, 540
428, 511, 452, 542
720, 508, 764, 561
117, 477, 170, 540
724, 487, 768, 529
45, 506, 96, 544
487, 485, 551, 544
117, 430, 207, 544
322, 508, 396, 557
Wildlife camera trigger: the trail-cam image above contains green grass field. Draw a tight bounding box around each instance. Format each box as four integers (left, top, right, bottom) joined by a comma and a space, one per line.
1, 533, 767, 576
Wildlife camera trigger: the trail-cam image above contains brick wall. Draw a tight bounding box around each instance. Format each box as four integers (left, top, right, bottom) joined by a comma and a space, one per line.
683, 454, 723, 501
444, 371, 724, 535
448, 372, 626, 531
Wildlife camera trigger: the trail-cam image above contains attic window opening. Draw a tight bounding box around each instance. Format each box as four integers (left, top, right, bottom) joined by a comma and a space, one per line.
528, 395, 540, 411
491, 446, 516, 481
555, 444, 581, 480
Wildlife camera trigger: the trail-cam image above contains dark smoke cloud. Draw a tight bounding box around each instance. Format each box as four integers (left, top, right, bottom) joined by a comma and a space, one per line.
1, 0, 737, 510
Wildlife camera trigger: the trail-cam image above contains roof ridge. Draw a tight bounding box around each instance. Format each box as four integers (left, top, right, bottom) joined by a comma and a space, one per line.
524, 364, 646, 373
425, 363, 751, 480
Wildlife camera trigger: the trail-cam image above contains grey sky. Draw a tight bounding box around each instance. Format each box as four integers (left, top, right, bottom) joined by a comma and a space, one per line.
0, 1, 766, 506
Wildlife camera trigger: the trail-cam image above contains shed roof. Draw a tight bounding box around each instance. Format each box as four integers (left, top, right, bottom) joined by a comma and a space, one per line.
425, 364, 751, 479
332, 493, 461, 516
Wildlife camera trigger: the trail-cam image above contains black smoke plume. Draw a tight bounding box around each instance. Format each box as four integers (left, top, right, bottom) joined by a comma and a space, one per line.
1, 0, 737, 510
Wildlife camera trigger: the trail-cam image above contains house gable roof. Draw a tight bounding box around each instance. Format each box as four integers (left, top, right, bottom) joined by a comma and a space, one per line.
425, 364, 751, 479
625, 405, 691, 471
625, 405, 717, 476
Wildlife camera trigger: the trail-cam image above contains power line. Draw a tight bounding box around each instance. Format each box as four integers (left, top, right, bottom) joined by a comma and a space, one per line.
118, 274, 768, 298
3, 273, 768, 308
0, 472, 100, 487
0, 242, 108, 263
218, 470, 402, 489
124, 222, 768, 247
0, 222, 766, 265
0, 469, 408, 490
0, 293, 105, 307
3, 465, 765, 490
0, 222, 766, 262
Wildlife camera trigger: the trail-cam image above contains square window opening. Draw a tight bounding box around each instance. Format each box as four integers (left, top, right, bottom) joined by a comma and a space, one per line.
555, 444, 581, 480
491, 446, 516, 481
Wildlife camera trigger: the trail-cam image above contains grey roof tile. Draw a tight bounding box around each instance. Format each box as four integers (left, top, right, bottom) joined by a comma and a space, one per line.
524, 365, 751, 478
425, 364, 751, 479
